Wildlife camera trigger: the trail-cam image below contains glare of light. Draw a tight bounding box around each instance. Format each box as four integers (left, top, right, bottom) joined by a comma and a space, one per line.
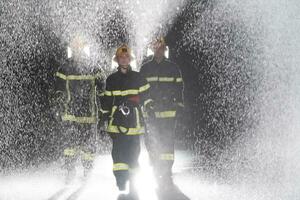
146, 46, 169, 58
67, 45, 90, 58
165, 46, 169, 58
83, 45, 90, 57
133, 149, 158, 200
67, 46, 72, 58
0, 173, 64, 200
146, 48, 154, 57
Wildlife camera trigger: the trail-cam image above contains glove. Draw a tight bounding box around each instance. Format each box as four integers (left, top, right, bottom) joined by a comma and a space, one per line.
144, 101, 155, 121
98, 108, 110, 123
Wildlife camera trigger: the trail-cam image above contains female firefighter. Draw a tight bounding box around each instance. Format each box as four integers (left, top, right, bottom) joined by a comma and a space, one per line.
101, 44, 151, 191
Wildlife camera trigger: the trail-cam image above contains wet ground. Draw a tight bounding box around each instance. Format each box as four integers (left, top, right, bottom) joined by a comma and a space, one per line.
0, 150, 293, 200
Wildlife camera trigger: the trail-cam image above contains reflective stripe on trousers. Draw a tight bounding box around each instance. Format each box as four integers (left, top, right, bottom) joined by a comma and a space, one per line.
113, 163, 130, 171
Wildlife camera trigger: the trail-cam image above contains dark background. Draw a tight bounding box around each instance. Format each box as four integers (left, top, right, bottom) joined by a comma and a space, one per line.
0, 0, 259, 175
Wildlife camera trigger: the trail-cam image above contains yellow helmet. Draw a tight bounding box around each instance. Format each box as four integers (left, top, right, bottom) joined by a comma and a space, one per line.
114, 44, 133, 61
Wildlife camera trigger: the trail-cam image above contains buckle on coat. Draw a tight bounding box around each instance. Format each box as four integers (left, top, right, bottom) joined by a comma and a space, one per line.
119, 104, 130, 116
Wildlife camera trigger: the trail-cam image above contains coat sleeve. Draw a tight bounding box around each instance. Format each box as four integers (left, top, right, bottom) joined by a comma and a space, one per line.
95, 70, 106, 111
100, 76, 114, 118
174, 65, 184, 108
138, 73, 152, 108
54, 67, 66, 100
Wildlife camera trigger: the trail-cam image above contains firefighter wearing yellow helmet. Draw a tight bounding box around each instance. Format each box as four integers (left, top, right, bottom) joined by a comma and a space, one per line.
53, 34, 105, 183
101, 44, 151, 191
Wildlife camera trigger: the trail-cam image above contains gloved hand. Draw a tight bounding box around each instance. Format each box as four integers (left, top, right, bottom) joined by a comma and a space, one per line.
144, 100, 155, 120
98, 111, 110, 132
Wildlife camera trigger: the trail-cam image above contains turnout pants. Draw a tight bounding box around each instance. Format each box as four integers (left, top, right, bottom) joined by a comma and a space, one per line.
62, 122, 97, 175
145, 118, 176, 180
110, 134, 141, 189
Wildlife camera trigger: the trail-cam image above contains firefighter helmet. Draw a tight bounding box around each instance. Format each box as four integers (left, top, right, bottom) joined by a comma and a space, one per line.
154, 37, 166, 46
113, 44, 133, 62
150, 36, 167, 51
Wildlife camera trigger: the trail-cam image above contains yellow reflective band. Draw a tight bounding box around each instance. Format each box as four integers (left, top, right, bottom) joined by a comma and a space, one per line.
155, 111, 176, 118
158, 77, 175, 82
67, 75, 95, 80
176, 77, 183, 82
113, 90, 139, 96
56, 72, 96, 80
99, 108, 110, 114
107, 106, 144, 135
113, 163, 129, 171
104, 91, 112, 96
107, 125, 145, 135
64, 148, 76, 156
82, 152, 95, 161
146, 77, 176, 82
159, 153, 174, 161
146, 77, 158, 82
139, 83, 150, 92
56, 72, 67, 80
62, 114, 96, 123
105, 89, 141, 96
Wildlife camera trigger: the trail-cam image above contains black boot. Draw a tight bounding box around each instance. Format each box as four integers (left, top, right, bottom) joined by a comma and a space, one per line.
117, 179, 127, 191
64, 156, 77, 184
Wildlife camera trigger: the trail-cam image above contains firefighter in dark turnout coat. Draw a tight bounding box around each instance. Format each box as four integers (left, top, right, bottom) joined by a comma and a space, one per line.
140, 37, 184, 187
101, 44, 151, 191
54, 35, 104, 182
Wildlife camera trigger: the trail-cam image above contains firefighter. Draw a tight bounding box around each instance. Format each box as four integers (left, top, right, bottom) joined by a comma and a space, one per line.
140, 37, 184, 188
53, 34, 105, 182
101, 44, 151, 191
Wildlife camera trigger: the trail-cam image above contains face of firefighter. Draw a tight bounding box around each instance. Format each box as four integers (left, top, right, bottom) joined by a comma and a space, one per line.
152, 40, 166, 59
117, 54, 131, 68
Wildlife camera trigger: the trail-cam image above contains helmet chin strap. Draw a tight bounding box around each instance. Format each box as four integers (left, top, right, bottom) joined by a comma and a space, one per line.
119, 65, 130, 73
